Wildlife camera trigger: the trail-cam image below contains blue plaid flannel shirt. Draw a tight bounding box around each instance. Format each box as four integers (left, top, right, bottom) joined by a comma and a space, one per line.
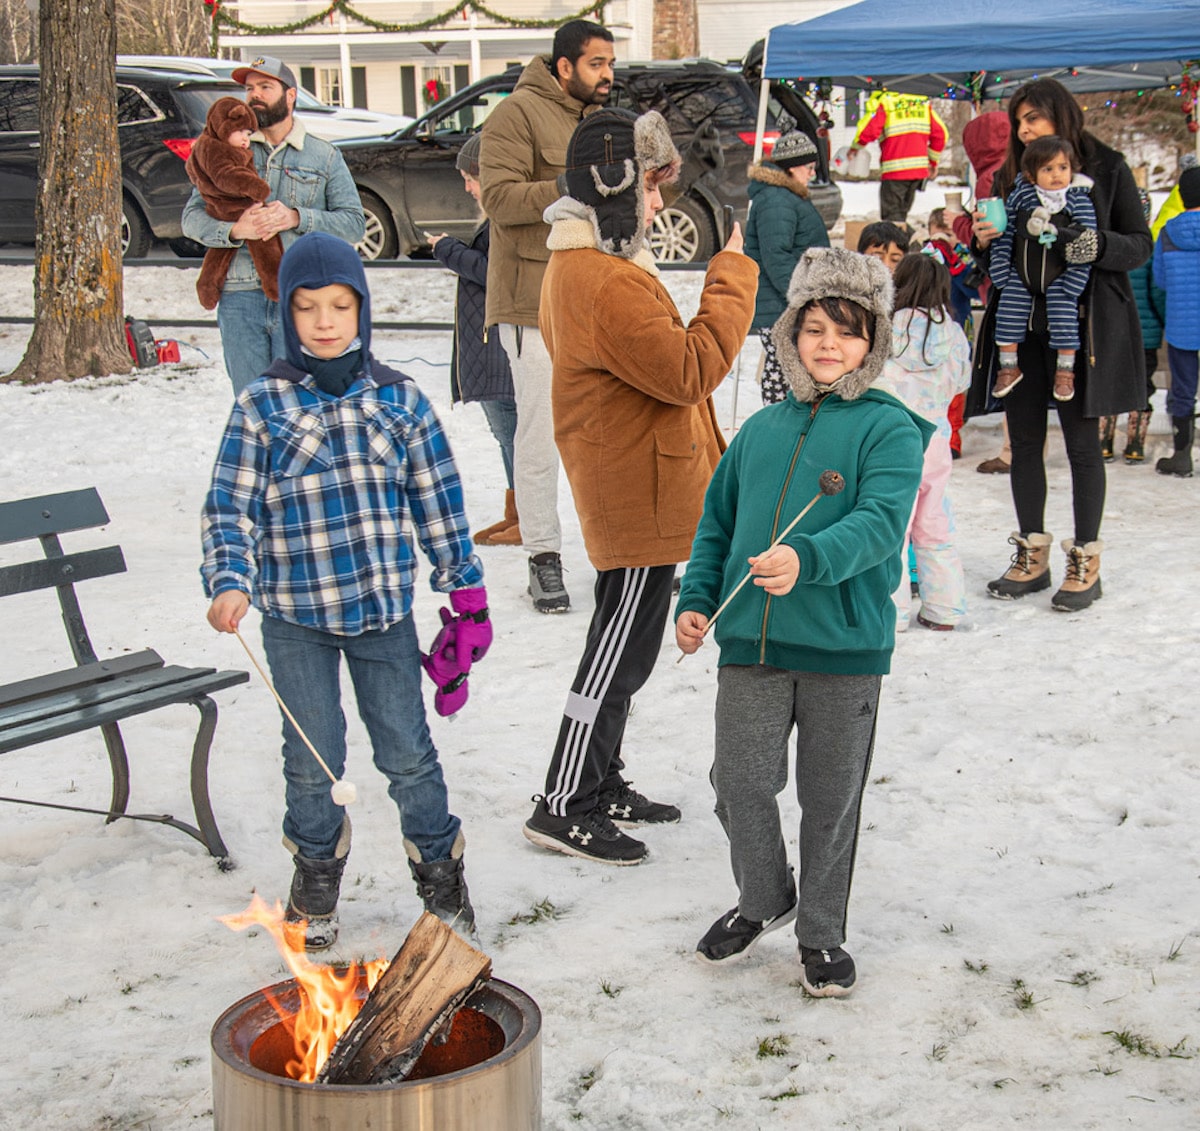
201, 365, 483, 636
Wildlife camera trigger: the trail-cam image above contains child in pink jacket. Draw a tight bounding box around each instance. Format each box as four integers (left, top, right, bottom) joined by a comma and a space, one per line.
876, 254, 971, 630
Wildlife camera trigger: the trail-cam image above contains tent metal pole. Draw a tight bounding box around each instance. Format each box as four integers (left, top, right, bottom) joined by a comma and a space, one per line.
753, 30, 771, 165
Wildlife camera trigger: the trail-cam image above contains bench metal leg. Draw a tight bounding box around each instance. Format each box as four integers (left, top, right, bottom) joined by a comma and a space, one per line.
100, 720, 130, 824
188, 695, 231, 864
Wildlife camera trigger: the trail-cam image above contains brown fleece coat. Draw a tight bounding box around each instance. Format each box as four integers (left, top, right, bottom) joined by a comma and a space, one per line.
479, 56, 592, 327
540, 204, 758, 569
185, 97, 282, 309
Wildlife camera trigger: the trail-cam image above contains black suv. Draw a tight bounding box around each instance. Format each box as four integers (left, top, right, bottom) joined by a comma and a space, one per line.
338, 58, 841, 262
0, 63, 241, 258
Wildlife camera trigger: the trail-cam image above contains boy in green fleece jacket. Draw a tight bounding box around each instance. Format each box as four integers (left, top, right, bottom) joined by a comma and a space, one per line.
676, 247, 932, 997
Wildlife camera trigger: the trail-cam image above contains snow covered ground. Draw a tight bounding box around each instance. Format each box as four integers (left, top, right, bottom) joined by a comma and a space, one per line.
0, 183, 1197, 1129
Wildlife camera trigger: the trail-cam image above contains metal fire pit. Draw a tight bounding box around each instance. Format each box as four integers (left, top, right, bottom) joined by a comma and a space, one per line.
211, 976, 541, 1129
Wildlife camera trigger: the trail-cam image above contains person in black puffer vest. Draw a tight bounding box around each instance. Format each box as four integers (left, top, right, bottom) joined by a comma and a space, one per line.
430, 133, 521, 546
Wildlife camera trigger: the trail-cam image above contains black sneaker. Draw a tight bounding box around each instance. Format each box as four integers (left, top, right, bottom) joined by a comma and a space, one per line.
523, 798, 646, 865
696, 894, 798, 964
799, 945, 857, 997
528, 552, 570, 614
597, 781, 681, 827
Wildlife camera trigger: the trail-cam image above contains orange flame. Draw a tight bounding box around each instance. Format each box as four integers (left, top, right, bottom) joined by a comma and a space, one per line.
220, 894, 388, 1082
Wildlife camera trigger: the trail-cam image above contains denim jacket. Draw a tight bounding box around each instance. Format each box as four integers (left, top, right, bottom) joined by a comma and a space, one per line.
182, 119, 365, 292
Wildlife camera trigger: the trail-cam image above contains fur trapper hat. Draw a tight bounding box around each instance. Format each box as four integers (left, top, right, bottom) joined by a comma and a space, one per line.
769, 247, 894, 402
205, 96, 258, 143
563, 108, 680, 258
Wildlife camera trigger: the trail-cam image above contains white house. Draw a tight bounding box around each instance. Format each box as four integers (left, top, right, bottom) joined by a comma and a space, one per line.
215, 0, 860, 122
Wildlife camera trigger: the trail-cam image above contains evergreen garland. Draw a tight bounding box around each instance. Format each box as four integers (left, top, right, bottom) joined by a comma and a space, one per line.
209, 0, 606, 52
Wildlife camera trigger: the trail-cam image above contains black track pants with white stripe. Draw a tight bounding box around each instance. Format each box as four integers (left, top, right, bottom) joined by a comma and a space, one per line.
542, 564, 677, 818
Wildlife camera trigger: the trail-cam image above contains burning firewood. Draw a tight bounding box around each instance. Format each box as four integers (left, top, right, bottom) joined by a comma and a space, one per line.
316, 912, 491, 1085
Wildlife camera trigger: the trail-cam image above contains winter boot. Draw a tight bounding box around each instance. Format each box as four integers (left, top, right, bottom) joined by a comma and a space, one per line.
1155, 415, 1194, 477
1051, 539, 1104, 612
473, 489, 521, 546
283, 818, 351, 952
528, 552, 570, 613
406, 831, 478, 945
1122, 409, 1152, 463
986, 532, 1054, 599
1098, 416, 1117, 462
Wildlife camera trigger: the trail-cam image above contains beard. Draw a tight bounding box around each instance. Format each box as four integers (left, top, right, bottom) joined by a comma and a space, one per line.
566, 74, 611, 106
249, 90, 290, 130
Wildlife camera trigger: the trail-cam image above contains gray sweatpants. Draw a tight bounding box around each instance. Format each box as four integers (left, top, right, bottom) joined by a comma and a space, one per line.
498, 324, 561, 555
712, 664, 881, 950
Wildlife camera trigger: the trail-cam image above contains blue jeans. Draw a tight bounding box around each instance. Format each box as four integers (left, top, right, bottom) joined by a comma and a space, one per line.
260, 614, 460, 863
217, 289, 287, 396
1165, 342, 1200, 417
480, 397, 517, 490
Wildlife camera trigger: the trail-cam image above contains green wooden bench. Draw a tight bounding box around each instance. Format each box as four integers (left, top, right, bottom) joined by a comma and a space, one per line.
0, 488, 248, 865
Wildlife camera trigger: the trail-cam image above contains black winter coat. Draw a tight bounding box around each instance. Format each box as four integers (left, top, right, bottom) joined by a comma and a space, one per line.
431, 221, 514, 404
966, 133, 1152, 420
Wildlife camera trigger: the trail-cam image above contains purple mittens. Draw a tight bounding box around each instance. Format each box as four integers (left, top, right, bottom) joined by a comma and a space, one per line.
420, 587, 491, 717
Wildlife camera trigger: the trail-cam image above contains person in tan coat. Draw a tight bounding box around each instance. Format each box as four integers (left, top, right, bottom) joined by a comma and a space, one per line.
521, 108, 758, 866
185, 96, 283, 310
479, 20, 615, 614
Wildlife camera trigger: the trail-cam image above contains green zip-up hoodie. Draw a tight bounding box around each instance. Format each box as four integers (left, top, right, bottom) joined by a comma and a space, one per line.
677, 388, 932, 675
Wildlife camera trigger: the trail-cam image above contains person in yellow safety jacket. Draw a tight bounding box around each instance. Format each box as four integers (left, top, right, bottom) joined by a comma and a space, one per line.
850, 90, 947, 225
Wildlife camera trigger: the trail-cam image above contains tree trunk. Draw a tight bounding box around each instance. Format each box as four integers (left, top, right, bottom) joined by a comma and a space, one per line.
4, 0, 131, 384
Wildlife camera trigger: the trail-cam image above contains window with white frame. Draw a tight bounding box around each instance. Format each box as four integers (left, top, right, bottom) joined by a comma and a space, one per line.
421, 64, 453, 108
315, 67, 343, 107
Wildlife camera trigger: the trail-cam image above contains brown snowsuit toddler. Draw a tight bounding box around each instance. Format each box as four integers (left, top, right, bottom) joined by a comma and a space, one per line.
185, 97, 282, 309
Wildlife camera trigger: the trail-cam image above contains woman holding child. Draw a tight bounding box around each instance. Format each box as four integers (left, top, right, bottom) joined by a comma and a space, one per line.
966, 78, 1151, 612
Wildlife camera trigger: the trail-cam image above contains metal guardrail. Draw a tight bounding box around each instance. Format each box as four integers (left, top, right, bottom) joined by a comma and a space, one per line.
0, 255, 706, 331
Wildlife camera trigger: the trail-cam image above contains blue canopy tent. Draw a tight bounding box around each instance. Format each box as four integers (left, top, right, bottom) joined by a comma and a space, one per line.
761, 0, 1200, 100
749, 0, 1200, 165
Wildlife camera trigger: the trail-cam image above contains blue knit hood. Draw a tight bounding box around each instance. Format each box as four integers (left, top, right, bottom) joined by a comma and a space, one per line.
276, 232, 372, 368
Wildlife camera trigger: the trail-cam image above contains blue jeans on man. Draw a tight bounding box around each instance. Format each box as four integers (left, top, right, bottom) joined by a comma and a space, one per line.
260, 613, 460, 863
217, 290, 289, 396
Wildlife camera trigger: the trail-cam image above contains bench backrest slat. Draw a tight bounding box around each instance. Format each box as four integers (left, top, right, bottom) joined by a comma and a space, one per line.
0, 488, 109, 546
0, 546, 127, 599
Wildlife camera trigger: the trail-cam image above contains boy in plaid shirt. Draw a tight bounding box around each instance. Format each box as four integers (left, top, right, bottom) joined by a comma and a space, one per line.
202, 232, 488, 950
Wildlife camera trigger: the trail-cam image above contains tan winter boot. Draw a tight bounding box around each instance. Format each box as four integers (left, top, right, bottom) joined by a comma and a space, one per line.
473, 489, 520, 546
1051, 539, 1104, 612
486, 489, 522, 546
986, 532, 1054, 599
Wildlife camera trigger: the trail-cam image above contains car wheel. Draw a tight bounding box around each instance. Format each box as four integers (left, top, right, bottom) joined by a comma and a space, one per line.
121, 197, 153, 260
649, 195, 715, 263
355, 190, 398, 260
168, 237, 206, 259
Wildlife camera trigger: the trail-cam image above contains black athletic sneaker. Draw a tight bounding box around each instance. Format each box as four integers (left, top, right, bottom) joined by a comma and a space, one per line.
597, 781, 681, 827
523, 798, 647, 865
799, 945, 857, 997
696, 894, 798, 964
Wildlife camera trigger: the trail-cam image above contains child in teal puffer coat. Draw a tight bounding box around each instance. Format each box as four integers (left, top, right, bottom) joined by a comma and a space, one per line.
677, 248, 930, 998
744, 130, 830, 404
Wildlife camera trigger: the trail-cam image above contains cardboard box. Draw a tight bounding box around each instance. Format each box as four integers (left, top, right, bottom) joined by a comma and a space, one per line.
843, 219, 867, 251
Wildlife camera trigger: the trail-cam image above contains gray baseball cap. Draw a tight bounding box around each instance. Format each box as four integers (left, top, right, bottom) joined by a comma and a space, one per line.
231, 55, 298, 90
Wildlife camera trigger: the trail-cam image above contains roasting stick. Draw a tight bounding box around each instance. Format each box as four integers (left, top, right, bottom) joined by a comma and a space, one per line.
234, 628, 359, 806
676, 469, 845, 663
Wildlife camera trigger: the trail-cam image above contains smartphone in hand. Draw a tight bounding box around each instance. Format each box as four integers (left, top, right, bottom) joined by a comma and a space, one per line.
722, 205, 735, 242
